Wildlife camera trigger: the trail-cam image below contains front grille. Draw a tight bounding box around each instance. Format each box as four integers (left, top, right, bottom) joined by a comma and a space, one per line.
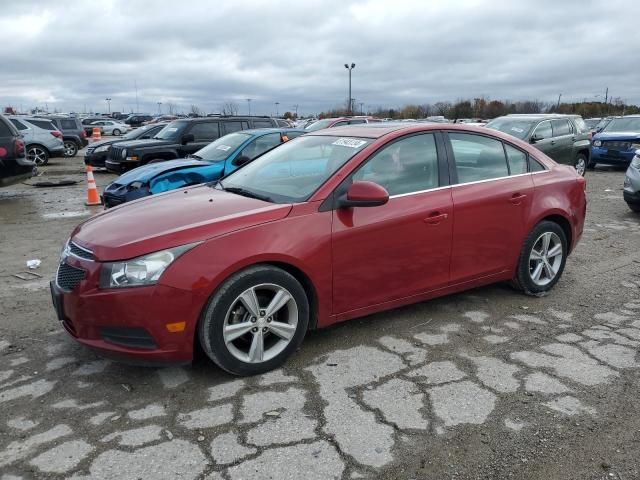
109, 146, 123, 162
69, 241, 94, 260
602, 141, 632, 151
56, 263, 86, 291
99, 327, 157, 350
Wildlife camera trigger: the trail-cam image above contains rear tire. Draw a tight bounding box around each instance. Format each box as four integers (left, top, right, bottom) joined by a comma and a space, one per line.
63, 140, 78, 157
112, 129, 121, 136
574, 153, 588, 176
627, 203, 640, 213
198, 265, 309, 376
513, 221, 568, 296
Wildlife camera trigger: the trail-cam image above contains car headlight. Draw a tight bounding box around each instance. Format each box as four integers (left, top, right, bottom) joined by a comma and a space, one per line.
121, 149, 127, 159
593, 140, 602, 147
95, 145, 110, 153
99, 243, 198, 289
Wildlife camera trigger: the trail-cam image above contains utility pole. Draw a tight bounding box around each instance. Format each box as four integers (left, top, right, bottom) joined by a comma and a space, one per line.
157, 102, 162, 114
556, 93, 562, 109
246, 98, 252, 116
292, 104, 299, 117
275, 102, 280, 117
344, 63, 356, 115
105, 98, 112, 114
359, 102, 364, 115
605, 87, 608, 104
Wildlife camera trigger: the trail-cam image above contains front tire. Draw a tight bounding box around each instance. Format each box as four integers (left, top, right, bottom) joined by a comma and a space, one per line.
513, 221, 568, 296
112, 129, 121, 136
574, 153, 588, 176
27, 145, 49, 165
198, 265, 309, 376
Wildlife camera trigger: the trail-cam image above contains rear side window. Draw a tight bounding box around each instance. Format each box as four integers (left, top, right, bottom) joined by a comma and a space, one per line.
530, 158, 546, 172
0, 118, 13, 136
551, 119, 571, 136
572, 117, 587, 133
449, 133, 509, 183
28, 120, 56, 131
60, 119, 78, 129
332, 121, 349, 127
252, 120, 274, 128
189, 122, 220, 141
349, 119, 366, 125
505, 144, 528, 175
223, 121, 248, 134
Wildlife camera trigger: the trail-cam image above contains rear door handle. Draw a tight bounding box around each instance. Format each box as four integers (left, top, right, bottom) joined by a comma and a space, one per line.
424, 212, 448, 225
509, 193, 527, 205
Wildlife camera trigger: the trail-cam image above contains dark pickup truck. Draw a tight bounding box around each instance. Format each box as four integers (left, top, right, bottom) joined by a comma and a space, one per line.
105, 116, 279, 173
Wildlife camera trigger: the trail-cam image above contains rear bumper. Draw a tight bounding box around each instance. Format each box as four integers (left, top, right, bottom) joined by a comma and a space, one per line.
50, 146, 66, 159
624, 190, 640, 206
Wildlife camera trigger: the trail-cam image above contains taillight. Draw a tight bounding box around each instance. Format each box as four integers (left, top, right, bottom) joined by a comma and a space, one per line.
80, 130, 87, 138
51, 130, 63, 138
14, 139, 25, 158
587, 131, 592, 141
577, 175, 587, 192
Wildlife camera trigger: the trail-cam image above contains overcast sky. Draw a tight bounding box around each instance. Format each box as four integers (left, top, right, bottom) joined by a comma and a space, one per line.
1, 0, 639, 116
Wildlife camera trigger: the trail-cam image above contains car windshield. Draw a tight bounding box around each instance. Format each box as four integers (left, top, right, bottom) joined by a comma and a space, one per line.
485, 118, 537, 140
603, 117, 640, 132
195, 133, 251, 161
153, 121, 187, 140
218, 135, 371, 204
305, 119, 334, 131
123, 126, 151, 140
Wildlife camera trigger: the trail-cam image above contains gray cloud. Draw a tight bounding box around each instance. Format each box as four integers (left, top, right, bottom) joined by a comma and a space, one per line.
1, 0, 638, 115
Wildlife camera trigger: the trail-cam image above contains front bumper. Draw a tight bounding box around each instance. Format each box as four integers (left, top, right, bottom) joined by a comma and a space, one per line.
85, 152, 108, 167
590, 147, 634, 166
103, 183, 151, 208
50, 256, 202, 364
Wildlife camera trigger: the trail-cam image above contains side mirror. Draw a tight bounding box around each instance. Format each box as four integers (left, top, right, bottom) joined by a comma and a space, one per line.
530, 133, 542, 143
338, 181, 389, 208
232, 155, 251, 167
181, 133, 195, 145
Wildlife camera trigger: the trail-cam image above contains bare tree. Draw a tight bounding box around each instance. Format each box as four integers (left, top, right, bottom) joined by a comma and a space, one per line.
166, 102, 177, 115
190, 105, 203, 117
221, 101, 239, 116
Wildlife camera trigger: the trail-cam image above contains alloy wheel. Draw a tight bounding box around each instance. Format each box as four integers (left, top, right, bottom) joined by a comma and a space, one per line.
222, 283, 298, 364
528, 231, 563, 287
575, 156, 586, 176
28, 147, 48, 165
64, 141, 77, 157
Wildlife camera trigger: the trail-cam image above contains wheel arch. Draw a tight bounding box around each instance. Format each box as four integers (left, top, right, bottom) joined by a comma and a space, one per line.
538, 213, 573, 252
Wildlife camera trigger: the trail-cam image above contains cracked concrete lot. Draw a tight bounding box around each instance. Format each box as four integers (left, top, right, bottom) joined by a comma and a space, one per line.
1, 155, 640, 479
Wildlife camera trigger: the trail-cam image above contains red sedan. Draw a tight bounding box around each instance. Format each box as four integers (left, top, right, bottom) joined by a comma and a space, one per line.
51, 124, 586, 375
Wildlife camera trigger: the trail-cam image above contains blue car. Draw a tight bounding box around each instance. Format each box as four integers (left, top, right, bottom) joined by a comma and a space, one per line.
103, 128, 305, 207
590, 115, 640, 168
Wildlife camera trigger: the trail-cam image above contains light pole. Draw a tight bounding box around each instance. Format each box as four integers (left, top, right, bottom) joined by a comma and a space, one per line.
246, 98, 252, 116
359, 102, 364, 115
344, 63, 355, 115
157, 102, 162, 114
275, 102, 280, 117
292, 104, 299, 117
105, 98, 112, 115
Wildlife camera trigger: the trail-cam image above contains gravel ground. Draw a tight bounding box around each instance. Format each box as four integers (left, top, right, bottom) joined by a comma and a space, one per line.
0, 149, 639, 480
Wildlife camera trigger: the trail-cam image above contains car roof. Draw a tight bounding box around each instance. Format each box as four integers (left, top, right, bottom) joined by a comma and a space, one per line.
505, 114, 581, 119
306, 122, 494, 139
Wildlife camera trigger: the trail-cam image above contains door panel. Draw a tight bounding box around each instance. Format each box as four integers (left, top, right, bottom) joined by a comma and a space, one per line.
332, 188, 453, 314
450, 176, 533, 283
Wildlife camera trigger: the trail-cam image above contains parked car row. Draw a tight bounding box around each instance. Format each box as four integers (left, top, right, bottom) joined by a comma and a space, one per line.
0, 114, 33, 186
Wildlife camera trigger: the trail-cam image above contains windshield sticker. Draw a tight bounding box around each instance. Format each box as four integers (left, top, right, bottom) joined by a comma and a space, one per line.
511, 127, 524, 133
166, 127, 178, 132
332, 138, 367, 148
216, 145, 232, 151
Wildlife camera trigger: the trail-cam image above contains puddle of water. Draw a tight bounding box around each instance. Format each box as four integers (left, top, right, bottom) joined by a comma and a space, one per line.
42, 211, 90, 219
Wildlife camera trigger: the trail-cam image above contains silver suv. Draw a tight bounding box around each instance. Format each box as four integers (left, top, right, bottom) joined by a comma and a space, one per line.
7, 116, 65, 165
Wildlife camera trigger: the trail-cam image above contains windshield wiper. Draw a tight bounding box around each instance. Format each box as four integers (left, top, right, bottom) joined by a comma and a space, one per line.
188, 154, 202, 160
223, 186, 273, 203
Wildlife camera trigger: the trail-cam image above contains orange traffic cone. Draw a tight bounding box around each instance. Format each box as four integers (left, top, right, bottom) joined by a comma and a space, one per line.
85, 165, 102, 206
92, 127, 102, 142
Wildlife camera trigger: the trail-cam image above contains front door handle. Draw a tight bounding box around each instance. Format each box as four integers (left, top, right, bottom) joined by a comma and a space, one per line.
509, 193, 527, 205
424, 212, 448, 225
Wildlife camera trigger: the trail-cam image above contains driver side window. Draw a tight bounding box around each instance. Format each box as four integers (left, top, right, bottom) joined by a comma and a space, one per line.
532, 121, 552, 140
240, 133, 282, 160
352, 134, 439, 196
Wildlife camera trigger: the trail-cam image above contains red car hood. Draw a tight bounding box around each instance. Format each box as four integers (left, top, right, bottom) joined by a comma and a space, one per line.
72, 185, 292, 261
